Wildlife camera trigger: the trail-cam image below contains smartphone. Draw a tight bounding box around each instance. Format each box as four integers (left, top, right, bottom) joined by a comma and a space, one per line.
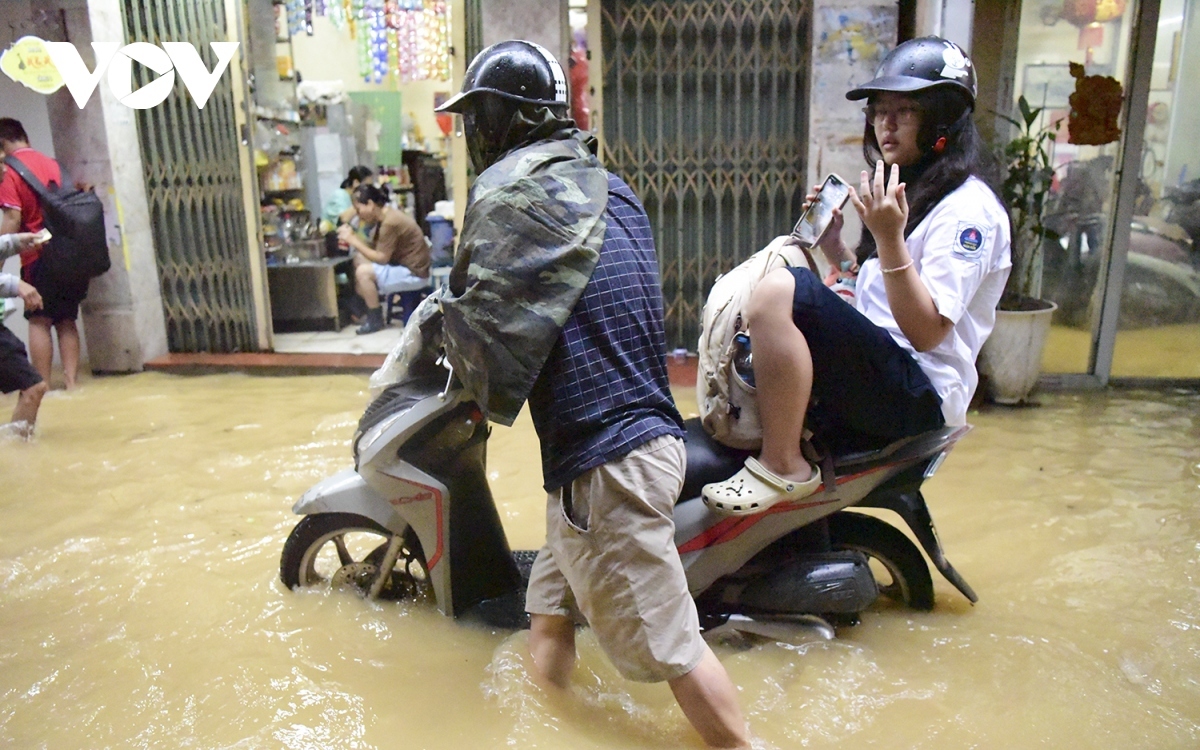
791, 173, 851, 248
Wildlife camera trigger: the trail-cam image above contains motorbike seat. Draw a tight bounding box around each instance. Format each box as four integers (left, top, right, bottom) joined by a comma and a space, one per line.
679, 419, 753, 503
357, 376, 445, 436
678, 419, 965, 504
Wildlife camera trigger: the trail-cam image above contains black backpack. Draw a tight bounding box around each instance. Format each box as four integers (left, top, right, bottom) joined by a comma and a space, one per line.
4, 155, 109, 286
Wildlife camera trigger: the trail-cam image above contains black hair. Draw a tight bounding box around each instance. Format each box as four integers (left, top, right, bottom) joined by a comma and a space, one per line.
856, 88, 1003, 263
0, 118, 29, 145
340, 165, 373, 190
352, 183, 389, 207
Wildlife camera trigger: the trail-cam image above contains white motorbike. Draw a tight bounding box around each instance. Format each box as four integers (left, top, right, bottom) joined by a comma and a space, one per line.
280, 357, 976, 638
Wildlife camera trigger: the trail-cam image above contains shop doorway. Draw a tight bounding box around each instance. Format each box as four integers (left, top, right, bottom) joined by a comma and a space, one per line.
243, 0, 456, 356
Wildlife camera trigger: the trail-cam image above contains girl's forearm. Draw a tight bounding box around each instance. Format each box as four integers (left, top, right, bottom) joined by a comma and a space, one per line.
877, 235, 952, 351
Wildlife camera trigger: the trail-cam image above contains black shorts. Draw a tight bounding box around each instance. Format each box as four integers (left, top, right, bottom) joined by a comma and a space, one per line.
788, 267, 944, 454
21, 257, 89, 323
0, 325, 42, 394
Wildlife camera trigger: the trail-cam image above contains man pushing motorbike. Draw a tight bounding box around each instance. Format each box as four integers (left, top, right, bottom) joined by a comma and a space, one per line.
435, 41, 749, 748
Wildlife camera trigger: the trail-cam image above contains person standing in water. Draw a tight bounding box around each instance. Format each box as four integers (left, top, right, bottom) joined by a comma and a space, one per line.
436, 40, 749, 748
0, 230, 49, 436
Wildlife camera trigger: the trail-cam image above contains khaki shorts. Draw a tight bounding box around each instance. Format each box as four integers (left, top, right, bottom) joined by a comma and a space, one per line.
525, 435, 706, 683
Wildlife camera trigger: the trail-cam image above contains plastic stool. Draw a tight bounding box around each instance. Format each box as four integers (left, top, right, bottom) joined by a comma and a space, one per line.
384, 289, 428, 325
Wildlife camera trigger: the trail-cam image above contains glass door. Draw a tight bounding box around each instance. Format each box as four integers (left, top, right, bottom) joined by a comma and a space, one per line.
1007, 0, 1141, 377
1109, 0, 1200, 378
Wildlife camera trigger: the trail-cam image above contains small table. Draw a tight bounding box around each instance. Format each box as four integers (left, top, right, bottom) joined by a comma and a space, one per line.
266, 257, 345, 332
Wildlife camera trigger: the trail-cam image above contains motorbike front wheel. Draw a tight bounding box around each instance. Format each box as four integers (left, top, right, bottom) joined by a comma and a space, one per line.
827, 512, 934, 611
280, 512, 429, 601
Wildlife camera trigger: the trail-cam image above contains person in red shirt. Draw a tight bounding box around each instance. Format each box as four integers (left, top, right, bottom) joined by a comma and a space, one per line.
0, 118, 85, 389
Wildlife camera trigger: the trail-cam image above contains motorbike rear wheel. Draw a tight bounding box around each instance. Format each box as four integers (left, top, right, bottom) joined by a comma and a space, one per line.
827, 511, 934, 611
280, 512, 429, 601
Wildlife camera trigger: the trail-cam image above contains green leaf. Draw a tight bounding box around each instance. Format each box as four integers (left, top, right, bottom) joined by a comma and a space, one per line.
1017, 95, 1032, 123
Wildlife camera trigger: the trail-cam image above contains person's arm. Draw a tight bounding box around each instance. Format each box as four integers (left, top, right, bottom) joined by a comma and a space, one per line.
849, 162, 953, 352
1, 208, 21, 235
0, 232, 40, 263
0, 272, 18, 298
337, 223, 391, 264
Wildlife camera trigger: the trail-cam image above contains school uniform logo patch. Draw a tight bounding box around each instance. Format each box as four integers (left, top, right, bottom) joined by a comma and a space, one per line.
952, 223, 987, 262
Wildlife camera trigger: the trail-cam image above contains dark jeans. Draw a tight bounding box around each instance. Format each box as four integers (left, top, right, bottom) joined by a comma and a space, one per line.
788, 267, 944, 454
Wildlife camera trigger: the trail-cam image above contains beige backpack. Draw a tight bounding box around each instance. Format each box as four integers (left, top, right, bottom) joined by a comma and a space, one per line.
696, 236, 815, 450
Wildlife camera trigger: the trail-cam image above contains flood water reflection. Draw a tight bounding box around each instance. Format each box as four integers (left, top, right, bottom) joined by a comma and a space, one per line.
1, 373, 1198, 748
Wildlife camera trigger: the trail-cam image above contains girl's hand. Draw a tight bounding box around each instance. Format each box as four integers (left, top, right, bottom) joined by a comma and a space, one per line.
849, 161, 907, 244
801, 184, 846, 256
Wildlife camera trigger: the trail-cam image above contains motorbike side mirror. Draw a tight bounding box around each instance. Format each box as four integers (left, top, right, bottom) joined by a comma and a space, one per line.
435, 352, 456, 401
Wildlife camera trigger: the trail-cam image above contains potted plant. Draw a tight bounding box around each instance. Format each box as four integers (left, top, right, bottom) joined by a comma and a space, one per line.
977, 95, 1061, 404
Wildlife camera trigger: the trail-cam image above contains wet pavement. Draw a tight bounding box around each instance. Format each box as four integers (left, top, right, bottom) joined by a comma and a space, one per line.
1, 372, 1198, 748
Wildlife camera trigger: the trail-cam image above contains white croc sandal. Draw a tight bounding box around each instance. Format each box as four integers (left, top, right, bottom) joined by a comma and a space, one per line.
702, 457, 823, 516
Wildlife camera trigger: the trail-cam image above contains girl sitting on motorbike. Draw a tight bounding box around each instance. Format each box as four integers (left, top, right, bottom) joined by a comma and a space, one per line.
703, 37, 1012, 515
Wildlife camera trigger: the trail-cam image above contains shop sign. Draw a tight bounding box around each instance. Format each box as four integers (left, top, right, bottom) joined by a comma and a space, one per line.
40, 41, 239, 110
0, 36, 65, 95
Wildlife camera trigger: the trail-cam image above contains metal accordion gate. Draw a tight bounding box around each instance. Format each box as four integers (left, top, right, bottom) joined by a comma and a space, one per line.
601, 0, 810, 350
122, 0, 257, 353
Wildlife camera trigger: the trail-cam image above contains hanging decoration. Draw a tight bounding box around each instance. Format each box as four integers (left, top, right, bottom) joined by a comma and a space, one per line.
1060, 0, 1127, 26
367, 0, 389, 83
284, 0, 306, 37
348, 0, 363, 39
394, 0, 421, 81
1066, 61, 1123, 146
312, 0, 449, 82
323, 0, 346, 31
419, 1, 451, 82
1060, 0, 1127, 60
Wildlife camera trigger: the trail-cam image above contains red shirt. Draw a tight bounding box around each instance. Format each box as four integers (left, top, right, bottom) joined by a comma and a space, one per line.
0, 147, 62, 266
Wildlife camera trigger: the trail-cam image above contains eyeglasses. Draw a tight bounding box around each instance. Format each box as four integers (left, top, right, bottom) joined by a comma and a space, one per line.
864, 103, 921, 127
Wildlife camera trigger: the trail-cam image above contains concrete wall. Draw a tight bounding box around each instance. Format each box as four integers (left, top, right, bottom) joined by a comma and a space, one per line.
480, 0, 570, 71
807, 2, 898, 254
971, 0, 1022, 148
82, 0, 169, 370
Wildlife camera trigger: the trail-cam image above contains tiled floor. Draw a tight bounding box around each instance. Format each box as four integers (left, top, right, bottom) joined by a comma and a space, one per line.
272, 324, 404, 355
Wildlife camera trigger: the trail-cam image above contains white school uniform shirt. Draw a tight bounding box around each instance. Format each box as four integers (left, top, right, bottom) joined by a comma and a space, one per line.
854, 176, 1011, 425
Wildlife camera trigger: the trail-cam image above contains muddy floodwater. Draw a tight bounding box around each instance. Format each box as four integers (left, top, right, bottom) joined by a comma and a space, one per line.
1, 372, 1198, 749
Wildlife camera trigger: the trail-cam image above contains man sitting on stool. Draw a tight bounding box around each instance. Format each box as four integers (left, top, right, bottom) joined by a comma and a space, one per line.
338, 184, 430, 335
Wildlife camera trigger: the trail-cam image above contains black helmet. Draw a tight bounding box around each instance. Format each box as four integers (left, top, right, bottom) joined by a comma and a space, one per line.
846, 37, 976, 107
436, 40, 568, 114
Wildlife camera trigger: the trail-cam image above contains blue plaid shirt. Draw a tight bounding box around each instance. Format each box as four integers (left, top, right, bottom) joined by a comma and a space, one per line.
528, 173, 685, 492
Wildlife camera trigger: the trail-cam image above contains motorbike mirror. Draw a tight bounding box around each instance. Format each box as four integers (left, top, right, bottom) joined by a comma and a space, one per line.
435, 351, 456, 401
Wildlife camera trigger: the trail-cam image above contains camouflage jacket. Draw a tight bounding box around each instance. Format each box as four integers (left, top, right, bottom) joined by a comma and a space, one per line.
441, 133, 609, 426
